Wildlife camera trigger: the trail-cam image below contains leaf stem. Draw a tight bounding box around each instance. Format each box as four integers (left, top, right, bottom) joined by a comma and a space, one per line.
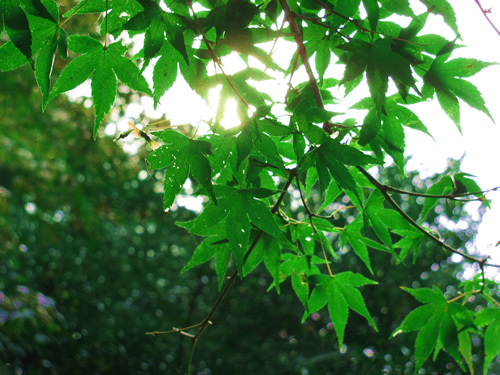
104, 0, 109, 47
59, 0, 90, 27
446, 290, 481, 304
295, 175, 334, 277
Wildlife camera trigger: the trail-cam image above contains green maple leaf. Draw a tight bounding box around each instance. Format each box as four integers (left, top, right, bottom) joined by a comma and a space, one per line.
177, 185, 283, 272
48, 36, 152, 138
1, 2, 32, 64
316, 138, 380, 200
393, 230, 425, 263
178, 227, 232, 290
307, 272, 378, 346
342, 218, 373, 273
146, 130, 216, 209
21, 0, 68, 108
379, 0, 414, 16
474, 308, 500, 375
339, 38, 416, 113
367, 38, 416, 113
419, 0, 459, 36
103, 0, 144, 34
423, 56, 495, 132
385, 97, 432, 138
0, 41, 29, 71
152, 43, 178, 107
220, 186, 284, 270
419, 175, 453, 224
365, 190, 395, 253
392, 287, 475, 374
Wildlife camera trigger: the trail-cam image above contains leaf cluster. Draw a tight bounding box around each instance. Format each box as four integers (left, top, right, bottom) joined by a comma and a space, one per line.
1, 0, 499, 373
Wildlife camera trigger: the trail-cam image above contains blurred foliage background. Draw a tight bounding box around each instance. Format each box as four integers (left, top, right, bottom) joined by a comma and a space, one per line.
1, 5, 499, 373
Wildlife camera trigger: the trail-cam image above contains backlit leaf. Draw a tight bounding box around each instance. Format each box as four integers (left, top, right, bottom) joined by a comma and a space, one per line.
0, 42, 28, 71
419, 0, 459, 35
153, 43, 178, 107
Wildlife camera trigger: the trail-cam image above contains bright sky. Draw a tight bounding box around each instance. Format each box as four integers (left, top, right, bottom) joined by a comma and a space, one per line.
92, 1, 500, 278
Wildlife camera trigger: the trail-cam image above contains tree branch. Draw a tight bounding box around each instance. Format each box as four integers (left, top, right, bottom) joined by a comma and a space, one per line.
149, 168, 297, 372
376, 180, 498, 202
279, 0, 324, 109
187, 0, 250, 109
357, 166, 500, 268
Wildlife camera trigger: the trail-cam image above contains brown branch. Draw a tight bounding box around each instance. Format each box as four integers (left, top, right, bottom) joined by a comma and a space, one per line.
279, 0, 324, 109
186, 169, 296, 362
381, 183, 498, 202
186, 0, 250, 109
150, 168, 297, 371
473, 0, 500, 37
279, 0, 497, 270
313, 0, 367, 32
280, 0, 357, 133
357, 166, 500, 268
279, 0, 352, 133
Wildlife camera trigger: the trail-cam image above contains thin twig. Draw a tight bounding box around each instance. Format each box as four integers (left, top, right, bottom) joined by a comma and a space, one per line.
179, 169, 297, 371
383, 184, 498, 201
314, 205, 355, 219
279, 0, 324, 109
313, 0, 427, 46
295, 175, 334, 277
357, 167, 500, 268
145, 321, 203, 336
473, 0, 500, 37
447, 290, 481, 304
186, 0, 250, 109
104, 0, 109, 47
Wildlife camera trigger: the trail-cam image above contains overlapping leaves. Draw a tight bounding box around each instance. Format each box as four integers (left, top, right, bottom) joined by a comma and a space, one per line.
338, 37, 416, 114
423, 56, 495, 132
1, 0, 499, 373
176, 185, 284, 284
392, 287, 479, 374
